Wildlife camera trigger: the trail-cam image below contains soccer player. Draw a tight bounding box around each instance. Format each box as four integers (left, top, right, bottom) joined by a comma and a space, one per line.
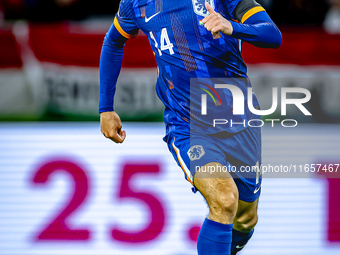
99, 0, 282, 254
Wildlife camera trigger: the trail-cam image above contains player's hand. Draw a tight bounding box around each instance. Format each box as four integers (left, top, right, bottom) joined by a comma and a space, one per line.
100, 111, 126, 144
202, 2, 233, 36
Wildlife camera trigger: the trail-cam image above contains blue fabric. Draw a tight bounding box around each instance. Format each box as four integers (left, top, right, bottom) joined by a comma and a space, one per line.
99, 24, 127, 113
198, 218, 233, 255
117, 0, 139, 34
99, 0, 282, 135
166, 125, 262, 202
224, 0, 242, 20
231, 228, 254, 255
231, 11, 282, 48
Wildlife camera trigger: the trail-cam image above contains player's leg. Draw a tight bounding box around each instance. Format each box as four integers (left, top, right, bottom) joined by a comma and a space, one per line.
194, 163, 239, 255
214, 123, 262, 254
166, 130, 239, 254
210, 126, 262, 254
194, 164, 239, 223
231, 198, 259, 255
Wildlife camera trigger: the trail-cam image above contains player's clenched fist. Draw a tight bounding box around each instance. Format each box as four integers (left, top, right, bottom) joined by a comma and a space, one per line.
100, 111, 126, 143
202, 2, 233, 36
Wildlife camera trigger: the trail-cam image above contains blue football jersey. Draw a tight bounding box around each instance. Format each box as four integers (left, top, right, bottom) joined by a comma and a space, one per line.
115, 0, 262, 134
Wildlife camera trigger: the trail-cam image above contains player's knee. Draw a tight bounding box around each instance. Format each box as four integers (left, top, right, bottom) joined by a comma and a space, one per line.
211, 188, 238, 216
234, 212, 258, 232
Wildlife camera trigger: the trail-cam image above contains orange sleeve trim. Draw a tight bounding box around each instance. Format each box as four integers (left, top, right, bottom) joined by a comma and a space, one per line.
114, 17, 136, 39
241, 6, 266, 24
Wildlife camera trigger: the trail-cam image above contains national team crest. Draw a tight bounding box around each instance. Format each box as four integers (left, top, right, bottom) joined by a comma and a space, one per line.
187, 145, 205, 161
192, 0, 215, 17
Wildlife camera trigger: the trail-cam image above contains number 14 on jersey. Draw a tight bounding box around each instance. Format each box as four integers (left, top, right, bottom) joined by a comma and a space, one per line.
149, 28, 174, 56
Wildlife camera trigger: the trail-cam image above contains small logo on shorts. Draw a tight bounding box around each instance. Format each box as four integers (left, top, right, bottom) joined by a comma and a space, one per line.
188, 145, 205, 161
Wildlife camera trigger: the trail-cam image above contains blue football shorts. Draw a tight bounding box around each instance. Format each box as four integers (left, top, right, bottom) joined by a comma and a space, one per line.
165, 126, 262, 202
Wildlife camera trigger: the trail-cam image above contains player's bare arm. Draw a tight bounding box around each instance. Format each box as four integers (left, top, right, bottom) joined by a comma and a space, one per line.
100, 111, 126, 144
202, 2, 233, 35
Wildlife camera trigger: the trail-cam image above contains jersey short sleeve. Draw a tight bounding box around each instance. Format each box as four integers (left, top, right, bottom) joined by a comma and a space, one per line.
232, 0, 266, 23
114, 0, 139, 39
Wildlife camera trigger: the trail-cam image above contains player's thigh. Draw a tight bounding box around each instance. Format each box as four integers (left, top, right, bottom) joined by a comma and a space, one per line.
233, 198, 259, 232
194, 162, 239, 224
194, 162, 239, 206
